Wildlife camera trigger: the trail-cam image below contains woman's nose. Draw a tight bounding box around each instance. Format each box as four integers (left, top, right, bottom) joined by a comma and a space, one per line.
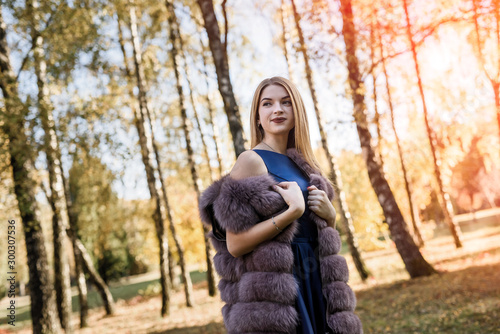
273, 104, 284, 113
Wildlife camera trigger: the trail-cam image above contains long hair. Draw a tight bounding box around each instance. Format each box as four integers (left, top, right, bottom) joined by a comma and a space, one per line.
250, 76, 322, 173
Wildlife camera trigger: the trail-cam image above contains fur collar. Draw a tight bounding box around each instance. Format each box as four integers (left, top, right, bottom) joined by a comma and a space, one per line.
199, 148, 335, 238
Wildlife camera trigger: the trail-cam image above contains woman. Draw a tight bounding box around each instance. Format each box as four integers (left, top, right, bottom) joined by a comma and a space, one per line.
200, 77, 362, 334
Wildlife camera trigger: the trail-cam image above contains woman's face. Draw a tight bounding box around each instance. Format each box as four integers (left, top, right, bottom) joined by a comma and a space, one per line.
257, 84, 295, 139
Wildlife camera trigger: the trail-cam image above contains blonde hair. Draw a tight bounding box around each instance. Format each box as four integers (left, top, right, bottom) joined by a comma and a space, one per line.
250, 76, 322, 173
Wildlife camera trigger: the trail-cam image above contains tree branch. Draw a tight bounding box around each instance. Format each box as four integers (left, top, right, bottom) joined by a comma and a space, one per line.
221, 0, 228, 58
16, 1, 64, 80
362, 16, 463, 81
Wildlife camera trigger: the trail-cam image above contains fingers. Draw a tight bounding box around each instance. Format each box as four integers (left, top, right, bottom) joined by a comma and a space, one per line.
277, 181, 297, 187
275, 181, 300, 190
308, 192, 326, 202
308, 199, 321, 206
307, 194, 323, 201
308, 185, 326, 196
273, 182, 296, 195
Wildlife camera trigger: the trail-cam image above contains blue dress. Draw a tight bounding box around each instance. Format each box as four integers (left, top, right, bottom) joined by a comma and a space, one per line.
253, 150, 332, 334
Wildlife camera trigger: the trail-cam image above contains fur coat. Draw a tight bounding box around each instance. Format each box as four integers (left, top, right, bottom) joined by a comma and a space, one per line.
199, 148, 363, 334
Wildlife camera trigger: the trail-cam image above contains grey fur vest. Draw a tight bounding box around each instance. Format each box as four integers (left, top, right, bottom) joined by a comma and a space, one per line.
199, 148, 363, 334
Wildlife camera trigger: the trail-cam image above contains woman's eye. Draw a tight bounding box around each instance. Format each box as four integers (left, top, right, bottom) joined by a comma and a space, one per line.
263, 102, 271, 107
283, 100, 291, 105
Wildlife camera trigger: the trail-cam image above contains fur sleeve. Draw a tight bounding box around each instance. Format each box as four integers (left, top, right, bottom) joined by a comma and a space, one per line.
200, 174, 288, 234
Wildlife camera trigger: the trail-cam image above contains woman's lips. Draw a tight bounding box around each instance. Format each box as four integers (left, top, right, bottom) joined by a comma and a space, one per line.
272, 118, 286, 123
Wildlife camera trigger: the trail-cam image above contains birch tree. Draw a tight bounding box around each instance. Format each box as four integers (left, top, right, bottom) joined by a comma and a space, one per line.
167, 0, 217, 297
338, 0, 436, 278
196, 0, 246, 157
58, 138, 116, 320
127, 4, 171, 316
195, 19, 224, 177
27, 0, 72, 330
290, 0, 370, 280
280, 0, 293, 80
402, 0, 463, 248
0, 9, 62, 333
368, 18, 385, 170
378, 19, 424, 246
471, 0, 500, 145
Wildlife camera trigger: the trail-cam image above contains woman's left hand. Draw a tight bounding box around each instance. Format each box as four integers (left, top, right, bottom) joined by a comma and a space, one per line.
307, 185, 336, 225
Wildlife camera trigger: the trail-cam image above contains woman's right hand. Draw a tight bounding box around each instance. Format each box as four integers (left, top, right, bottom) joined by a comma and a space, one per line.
273, 181, 305, 220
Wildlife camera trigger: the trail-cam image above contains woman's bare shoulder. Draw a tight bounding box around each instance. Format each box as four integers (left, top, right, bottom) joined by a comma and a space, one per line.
230, 150, 268, 180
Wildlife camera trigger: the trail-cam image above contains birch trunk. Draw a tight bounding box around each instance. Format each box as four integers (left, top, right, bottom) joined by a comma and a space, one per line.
28, 0, 72, 330
402, 0, 462, 248
178, 39, 214, 183
197, 0, 246, 157
118, 8, 193, 306
280, 0, 293, 80
141, 46, 194, 306
378, 26, 424, 247
496, 0, 500, 143
73, 241, 88, 327
0, 10, 61, 334
472, 0, 500, 149
160, 166, 194, 306
56, 134, 116, 320
369, 21, 384, 170
129, 6, 171, 316
198, 31, 224, 177
339, 0, 436, 277
290, 0, 370, 280
66, 231, 116, 315
167, 0, 217, 297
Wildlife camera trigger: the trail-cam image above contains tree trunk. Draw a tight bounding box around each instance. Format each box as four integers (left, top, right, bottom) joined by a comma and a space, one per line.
339, 0, 436, 278
369, 20, 384, 170
178, 36, 214, 183
280, 0, 293, 80
495, 80, 500, 143
162, 179, 194, 306
378, 21, 424, 247
167, 0, 217, 297
402, 0, 462, 248
139, 37, 194, 307
196, 0, 246, 157
290, 0, 370, 281
198, 31, 224, 177
128, 6, 171, 316
472, 0, 500, 149
115, 9, 179, 294
55, 134, 116, 322
67, 231, 116, 315
167, 248, 177, 289
28, 1, 73, 330
496, 0, 500, 143
0, 11, 62, 334
73, 240, 89, 327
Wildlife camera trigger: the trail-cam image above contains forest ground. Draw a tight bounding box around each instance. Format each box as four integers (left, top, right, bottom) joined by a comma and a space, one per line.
1, 209, 500, 334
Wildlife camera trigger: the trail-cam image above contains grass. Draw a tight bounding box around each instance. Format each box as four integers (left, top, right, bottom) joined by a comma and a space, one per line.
2, 212, 500, 334
356, 263, 500, 333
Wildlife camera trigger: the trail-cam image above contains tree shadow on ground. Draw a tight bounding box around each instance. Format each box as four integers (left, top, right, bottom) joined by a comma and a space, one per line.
148, 321, 225, 334
356, 262, 500, 334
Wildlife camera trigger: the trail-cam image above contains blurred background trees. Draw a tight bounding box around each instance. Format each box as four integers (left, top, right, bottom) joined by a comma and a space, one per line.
1, 0, 499, 331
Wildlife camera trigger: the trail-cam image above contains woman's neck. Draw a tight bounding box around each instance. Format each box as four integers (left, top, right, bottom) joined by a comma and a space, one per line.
258, 137, 288, 155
